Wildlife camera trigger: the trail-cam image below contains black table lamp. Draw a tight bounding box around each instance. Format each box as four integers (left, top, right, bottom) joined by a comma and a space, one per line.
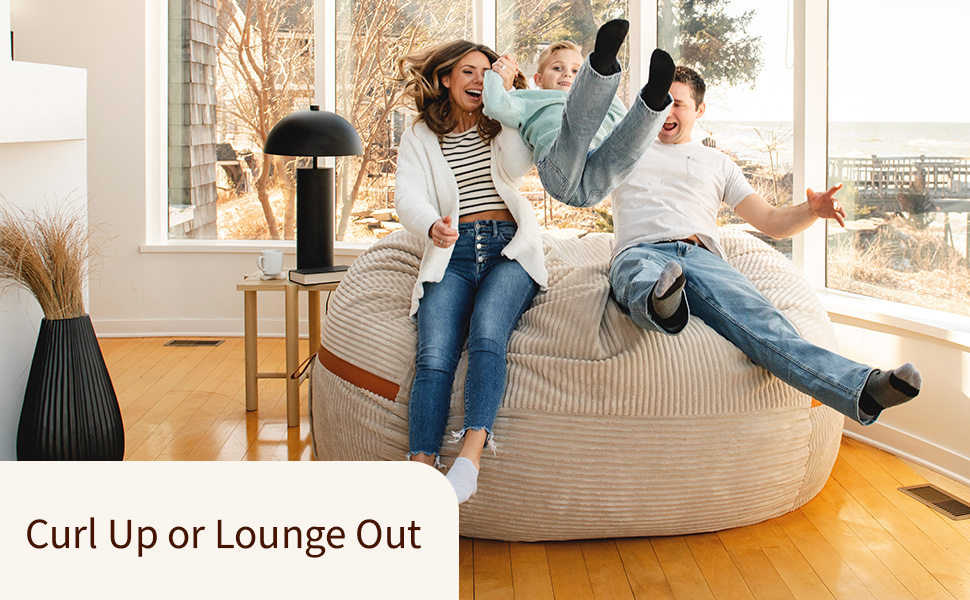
264, 105, 362, 280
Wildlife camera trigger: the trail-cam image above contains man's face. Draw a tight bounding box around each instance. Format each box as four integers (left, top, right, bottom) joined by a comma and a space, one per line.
658, 81, 705, 145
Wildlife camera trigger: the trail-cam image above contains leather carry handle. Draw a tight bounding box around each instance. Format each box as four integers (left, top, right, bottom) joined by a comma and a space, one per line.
313, 344, 400, 402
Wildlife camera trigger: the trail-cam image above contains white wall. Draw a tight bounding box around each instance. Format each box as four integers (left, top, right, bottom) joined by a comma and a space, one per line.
0, 142, 88, 460
7, 0, 969, 484
832, 315, 970, 486
10, 0, 352, 339
0, 0, 87, 460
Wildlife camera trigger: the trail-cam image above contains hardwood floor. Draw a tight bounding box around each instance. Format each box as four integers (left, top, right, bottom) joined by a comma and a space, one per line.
102, 336, 970, 599
457, 440, 970, 600
102, 336, 313, 461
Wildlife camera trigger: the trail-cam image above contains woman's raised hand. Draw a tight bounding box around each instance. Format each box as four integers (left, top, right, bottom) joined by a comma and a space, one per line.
429, 215, 459, 248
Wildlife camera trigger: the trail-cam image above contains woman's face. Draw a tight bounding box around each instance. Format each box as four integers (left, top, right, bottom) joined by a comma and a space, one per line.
441, 51, 491, 115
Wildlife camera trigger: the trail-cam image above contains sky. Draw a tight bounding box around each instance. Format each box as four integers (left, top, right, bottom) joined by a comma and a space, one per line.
702, 0, 970, 123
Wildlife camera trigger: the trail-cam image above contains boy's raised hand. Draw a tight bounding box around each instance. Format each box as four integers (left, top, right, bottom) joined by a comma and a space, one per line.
492, 54, 519, 90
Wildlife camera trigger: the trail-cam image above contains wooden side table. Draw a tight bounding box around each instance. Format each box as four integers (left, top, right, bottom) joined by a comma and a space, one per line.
237, 277, 340, 427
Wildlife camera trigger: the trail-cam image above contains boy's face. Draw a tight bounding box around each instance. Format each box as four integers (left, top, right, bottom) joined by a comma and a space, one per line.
534, 49, 583, 91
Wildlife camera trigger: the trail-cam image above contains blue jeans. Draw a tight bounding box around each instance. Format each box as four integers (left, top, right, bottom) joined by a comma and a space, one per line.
609, 242, 876, 424
538, 58, 670, 208
408, 221, 539, 459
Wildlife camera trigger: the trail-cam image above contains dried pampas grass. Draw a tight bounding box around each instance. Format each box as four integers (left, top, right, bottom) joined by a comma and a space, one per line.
0, 202, 95, 320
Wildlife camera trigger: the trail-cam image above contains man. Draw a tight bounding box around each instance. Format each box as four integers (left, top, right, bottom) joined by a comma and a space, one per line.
605, 66, 920, 424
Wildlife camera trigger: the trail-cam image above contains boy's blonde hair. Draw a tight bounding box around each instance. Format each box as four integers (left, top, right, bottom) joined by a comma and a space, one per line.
536, 41, 583, 75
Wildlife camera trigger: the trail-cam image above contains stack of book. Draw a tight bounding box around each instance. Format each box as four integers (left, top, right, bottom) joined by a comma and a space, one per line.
288, 265, 348, 285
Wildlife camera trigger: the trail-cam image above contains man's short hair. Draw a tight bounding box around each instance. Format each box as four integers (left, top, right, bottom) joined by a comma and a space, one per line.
536, 41, 582, 75
674, 65, 706, 108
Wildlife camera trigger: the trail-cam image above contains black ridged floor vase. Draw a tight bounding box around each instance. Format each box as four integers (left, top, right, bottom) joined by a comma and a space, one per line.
17, 315, 125, 460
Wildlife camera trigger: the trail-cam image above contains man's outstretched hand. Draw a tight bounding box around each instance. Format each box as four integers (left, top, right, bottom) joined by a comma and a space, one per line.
807, 184, 847, 228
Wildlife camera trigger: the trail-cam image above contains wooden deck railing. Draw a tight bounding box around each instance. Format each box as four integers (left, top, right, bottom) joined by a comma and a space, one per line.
828, 156, 970, 206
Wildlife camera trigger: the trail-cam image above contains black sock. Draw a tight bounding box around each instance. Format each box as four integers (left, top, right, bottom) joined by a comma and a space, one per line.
589, 19, 629, 76
858, 363, 921, 417
640, 48, 675, 111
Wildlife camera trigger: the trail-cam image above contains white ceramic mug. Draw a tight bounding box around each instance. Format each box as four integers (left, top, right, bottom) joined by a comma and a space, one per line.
257, 249, 284, 277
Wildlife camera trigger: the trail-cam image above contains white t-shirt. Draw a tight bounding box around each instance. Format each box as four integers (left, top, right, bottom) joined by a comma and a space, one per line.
611, 140, 756, 261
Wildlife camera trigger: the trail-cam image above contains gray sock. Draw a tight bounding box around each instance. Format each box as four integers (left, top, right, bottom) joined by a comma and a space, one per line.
446, 457, 479, 504
859, 362, 921, 416
650, 260, 686, 320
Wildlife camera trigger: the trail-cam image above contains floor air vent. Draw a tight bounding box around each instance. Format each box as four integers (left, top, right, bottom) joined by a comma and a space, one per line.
899, 484, 970, 520
164, 339, 225, 347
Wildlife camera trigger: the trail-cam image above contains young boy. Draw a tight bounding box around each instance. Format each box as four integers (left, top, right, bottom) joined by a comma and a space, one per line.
483, 20, 675, 208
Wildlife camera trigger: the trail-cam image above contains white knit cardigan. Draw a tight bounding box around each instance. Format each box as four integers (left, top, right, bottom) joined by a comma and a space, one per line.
394, 121, 549, 316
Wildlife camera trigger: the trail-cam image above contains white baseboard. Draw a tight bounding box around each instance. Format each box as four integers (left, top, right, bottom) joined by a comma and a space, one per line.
842, 418, 970, 488
90, 318, 314, 339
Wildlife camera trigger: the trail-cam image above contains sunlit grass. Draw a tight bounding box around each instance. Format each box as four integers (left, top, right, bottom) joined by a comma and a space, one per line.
828, 215, 970, 316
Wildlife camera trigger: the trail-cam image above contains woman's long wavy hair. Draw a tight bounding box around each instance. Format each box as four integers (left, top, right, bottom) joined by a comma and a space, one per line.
397, 40, 526, 142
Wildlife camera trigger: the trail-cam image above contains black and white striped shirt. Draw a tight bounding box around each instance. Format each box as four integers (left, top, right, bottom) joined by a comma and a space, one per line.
441, 128, 507, 217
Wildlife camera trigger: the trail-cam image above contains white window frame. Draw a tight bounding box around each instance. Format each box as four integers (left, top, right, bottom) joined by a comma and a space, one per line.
146, 0, 970, 348
791, 0, 827, 285
798, 0, 970, 349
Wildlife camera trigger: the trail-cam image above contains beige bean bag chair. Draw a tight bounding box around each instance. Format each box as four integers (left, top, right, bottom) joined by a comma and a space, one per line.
309, 228, 843, 541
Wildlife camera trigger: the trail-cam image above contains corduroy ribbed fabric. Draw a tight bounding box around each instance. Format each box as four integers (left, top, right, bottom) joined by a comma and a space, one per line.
311, 228, 843, 541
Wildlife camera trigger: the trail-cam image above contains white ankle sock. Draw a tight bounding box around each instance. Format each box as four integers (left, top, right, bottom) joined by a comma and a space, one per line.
446, 457, 479, 504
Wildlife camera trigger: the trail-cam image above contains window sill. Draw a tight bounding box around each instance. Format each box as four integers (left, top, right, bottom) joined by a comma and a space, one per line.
139, 240, 371, 257
819, 289, 970, 351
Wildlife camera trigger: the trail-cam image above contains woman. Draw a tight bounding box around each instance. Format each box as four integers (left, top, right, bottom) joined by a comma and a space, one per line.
395, 41, 547, 503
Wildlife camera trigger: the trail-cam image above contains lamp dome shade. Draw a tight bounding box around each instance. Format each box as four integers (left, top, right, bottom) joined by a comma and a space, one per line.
264, 106, 363, 157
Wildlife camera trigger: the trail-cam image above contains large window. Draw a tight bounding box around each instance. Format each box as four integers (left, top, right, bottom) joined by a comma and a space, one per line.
658, 0, 793, 256
169, 0, 315, 241
827, 0, 970, 316
169, 0, 636, 243
333, 0, 473, 244
168, 1, 970, 322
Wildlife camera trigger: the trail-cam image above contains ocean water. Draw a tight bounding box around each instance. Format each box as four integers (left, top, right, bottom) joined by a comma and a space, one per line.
701, 121, 970, 167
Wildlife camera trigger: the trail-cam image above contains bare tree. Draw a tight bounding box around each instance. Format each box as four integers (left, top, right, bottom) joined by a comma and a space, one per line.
216, 0, 313, 240
498, 0, 626, 61
753, 126, 792, 204
333, 0, 469, 240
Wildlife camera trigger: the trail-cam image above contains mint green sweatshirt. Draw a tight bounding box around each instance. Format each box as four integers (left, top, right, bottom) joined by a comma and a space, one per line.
482, 70, 627, 165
